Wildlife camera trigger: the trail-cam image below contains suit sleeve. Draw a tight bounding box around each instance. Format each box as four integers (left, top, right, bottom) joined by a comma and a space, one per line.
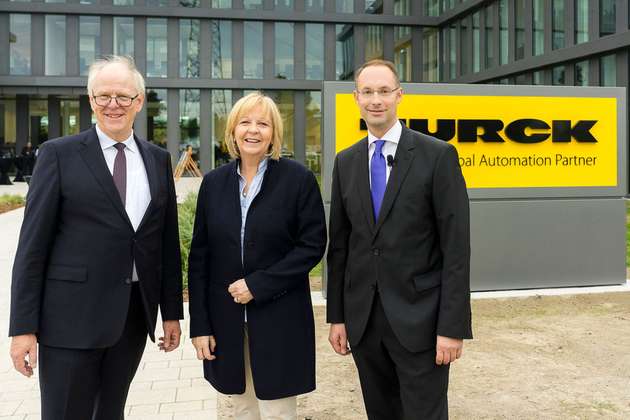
432, 145, 473, 340
245, 169, 327, 304
159, 154, 184, 321
325, 155, 351, 324
187, 177, 213, 337
9, 142, 61, 337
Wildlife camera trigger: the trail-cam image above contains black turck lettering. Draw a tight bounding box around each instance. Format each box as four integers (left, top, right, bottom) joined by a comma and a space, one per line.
409, 119, 456, 141
457, 119, 505, 142
505, 119, 550, 143
552, 120, 598, 142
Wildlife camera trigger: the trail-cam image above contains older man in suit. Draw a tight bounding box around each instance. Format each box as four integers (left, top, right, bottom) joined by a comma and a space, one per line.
327, 59, 472, 419
9, 55, 183, 420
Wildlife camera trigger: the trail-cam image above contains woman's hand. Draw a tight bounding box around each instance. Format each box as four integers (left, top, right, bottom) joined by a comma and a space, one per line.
191, 335, 217, 361
228, 279, 254, 304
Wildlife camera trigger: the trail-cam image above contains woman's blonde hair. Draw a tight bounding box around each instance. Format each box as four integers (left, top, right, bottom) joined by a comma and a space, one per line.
224, 92, 283, 160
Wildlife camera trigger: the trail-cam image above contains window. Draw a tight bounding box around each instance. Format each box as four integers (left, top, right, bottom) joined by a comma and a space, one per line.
244, 22, 263, 79
306, 24, 324, 80
114, 17, 134, 57
365, 0, 381, 14
180, 89, 201, 164
244, 0, 262, 8
275, 22, 294, 79
212, 90, 232, 168
394, 0, 411, 16
336, 24, 354, 80
79, 16, 100, 76
499, 0, 508, 64
365, 25, 383, 61
574, 60, 589, 86
600, 54, 616, 86
395, 26, 412, 82
533, 71, 544, 85
305, 0, 323, 13
575, 0, 588, 44
460, 19, 468, 75
267, 91, 294, 157
212, 20, 232, 79
552, 66, 565, 85
515, 0, 525, 60
180, 19, 200, 78
10, 14, 31, 75
212, 0, 231, 7
472, 12, 480, 73
422, 28, 438, 82
336, 0, 353, 13
114, 0, 134, 5
533, 0, 544, 56
147, 89, 167, 148
275, 0, 293, 10
484, 6, 494, 69
424, 0, 439, 17
600, 0, 616, 36
305, 91, 321, 179
147, 18, 168, 78
45, 15, 66, 76
552, 0, 565, 49
449, 25, 456, 79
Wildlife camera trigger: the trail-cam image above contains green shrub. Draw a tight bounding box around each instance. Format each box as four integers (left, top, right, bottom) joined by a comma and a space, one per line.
178, 193, 198, 289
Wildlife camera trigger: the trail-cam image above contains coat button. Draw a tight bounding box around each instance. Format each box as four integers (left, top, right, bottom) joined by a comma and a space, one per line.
124, 277, 132, 285
372, 248, 380, 256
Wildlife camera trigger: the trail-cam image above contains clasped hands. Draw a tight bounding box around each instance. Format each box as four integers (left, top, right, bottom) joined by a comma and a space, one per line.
228, 278, 253, 305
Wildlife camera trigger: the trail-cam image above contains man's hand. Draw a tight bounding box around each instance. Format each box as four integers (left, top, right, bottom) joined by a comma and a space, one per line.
159, 320, 182, 352
191, 335, 217, 361
10, 334, 38, 377
435, 335, 463, 365
328, 323, 350, 356
228, 279, 253, 305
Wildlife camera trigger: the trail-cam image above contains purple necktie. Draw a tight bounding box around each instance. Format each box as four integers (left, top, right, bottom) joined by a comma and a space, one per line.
370, 140, 386, 220
113, 143, 126, 206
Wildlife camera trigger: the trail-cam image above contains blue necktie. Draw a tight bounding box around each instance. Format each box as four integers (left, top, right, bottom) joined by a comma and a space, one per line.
370, 140, 386, 220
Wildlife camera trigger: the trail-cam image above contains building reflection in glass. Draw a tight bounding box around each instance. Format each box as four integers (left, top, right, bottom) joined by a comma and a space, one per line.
212, 20, 232, 79
212, 89, 232, 168
395, 26, 411, 81
114, 17, 134, 57
305, 91, 321, 181
180, 89, 201, 167
10, 14, 31, 75
336, 24, 354, 80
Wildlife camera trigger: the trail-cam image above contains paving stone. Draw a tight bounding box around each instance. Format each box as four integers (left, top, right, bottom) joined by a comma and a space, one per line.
13, 399, 40, 415
0, 401, 21, 416
151, 379, 192, 390
128, 404, 160, 416
159, 400, 203, 413
173, 410, 217, 420
125, 389, 176, 406
179, 366, 204, 379
176, 386, 216, 402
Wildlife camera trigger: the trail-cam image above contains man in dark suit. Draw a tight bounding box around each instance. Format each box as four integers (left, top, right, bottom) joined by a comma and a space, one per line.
327, 59, 472, 419
9, 55, 183, 420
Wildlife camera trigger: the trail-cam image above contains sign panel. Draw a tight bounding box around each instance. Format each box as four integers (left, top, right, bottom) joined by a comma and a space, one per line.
335, 93, 618, 189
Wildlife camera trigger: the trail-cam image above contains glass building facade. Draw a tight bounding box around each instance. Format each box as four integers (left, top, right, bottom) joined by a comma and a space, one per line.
1, 0, 629, 175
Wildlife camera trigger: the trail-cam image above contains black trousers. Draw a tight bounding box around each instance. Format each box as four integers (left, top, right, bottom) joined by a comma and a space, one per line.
39, 284, 148, 420
351, 294, 450, 420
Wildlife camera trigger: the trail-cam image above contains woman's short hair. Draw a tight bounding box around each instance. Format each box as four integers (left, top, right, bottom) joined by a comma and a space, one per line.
224, 92, 283, 160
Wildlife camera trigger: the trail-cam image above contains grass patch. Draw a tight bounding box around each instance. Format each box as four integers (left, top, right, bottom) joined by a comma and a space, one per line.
0, 194, 25, 214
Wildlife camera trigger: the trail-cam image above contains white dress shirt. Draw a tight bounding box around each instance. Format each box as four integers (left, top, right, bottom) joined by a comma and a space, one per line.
367, 120, 402, 186
96, 125, 151, 282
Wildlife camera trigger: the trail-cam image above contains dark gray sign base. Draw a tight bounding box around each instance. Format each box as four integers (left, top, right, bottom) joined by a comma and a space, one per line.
470, 198, 626, 291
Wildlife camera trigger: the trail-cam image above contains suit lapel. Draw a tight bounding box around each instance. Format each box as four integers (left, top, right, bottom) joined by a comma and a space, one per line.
228, 160, 243, 244
373, 128, 415, 238
135, 136, 158, 232
79, 127, 133, 229
355, 139, 376, 233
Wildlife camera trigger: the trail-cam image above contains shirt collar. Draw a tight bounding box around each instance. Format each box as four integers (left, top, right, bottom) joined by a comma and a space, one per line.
96, 124, 137, 153
237, 157, 269, 178
368, 120, 402, 146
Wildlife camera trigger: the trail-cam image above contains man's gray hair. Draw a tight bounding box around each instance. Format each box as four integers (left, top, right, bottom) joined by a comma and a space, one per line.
87, 55, 146, 96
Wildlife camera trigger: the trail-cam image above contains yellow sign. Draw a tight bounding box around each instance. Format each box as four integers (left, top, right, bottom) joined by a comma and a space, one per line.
335, 94, 618, 188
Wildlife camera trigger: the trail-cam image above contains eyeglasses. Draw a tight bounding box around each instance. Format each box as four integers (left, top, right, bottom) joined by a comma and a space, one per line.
357, 87, 400, 99
92, 93, 139, 108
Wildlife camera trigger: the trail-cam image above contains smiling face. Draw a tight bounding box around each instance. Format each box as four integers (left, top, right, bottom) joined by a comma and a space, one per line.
354, 64, 402, 138
89, 62, 144, 141
233, 105, 274, 162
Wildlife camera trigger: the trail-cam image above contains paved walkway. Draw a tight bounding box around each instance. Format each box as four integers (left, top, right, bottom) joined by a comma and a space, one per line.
0, 206, 218, 420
